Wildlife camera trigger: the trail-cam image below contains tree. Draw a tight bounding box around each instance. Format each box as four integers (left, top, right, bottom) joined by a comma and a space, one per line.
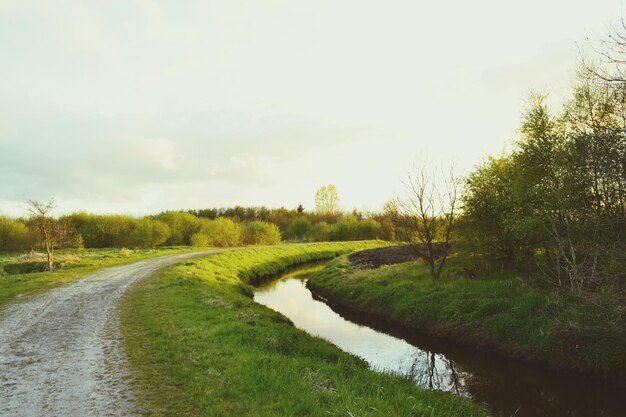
27, 199, 68, 270
394, 166, 458, 279
315, 185, 340, 215
586, 18, 626, 86
287, 217, 313, 240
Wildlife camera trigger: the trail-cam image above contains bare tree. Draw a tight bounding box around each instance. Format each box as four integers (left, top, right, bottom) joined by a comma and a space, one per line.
394, 166, 458, 279
585, 18, 626, 85
27, 199, 67, 270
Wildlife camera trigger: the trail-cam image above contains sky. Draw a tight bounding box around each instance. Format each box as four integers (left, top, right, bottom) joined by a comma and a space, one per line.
0, 0, 624, 217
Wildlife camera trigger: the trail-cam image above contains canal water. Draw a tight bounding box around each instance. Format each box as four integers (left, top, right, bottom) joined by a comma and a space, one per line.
253, 265, 626, 417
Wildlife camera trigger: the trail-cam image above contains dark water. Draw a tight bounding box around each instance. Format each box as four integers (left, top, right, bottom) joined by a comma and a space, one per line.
253, 266, 626, 417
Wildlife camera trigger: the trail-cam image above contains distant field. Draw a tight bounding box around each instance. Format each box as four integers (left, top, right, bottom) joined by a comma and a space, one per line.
0, 247, 199, 308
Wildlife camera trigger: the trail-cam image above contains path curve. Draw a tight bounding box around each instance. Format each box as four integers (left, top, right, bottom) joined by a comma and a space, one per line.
0, 250, 223, 417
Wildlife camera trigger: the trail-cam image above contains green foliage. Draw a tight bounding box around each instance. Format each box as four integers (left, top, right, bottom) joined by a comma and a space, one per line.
155, 211, 202, 246
192, 218, 241, 247
0, 217, 31, 252
315, 184, 340, 215
0, 205, 394, 255
329, 217, 382, 241
73, 234, 85, 251
190, 232, 210, 248
120, 242, 487, 417
286, 217, 313, 240
129, 218, 172, 249
461, 76, 626, 290
311, 221, 331, 241
242, 221, 281, 245
308, 257, 626, 377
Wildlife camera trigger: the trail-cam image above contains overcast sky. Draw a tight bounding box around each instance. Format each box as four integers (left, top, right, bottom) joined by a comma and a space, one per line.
0, 0, 623, 217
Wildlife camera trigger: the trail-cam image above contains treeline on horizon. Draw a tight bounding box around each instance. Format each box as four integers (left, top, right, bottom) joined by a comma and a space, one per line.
0, 205, 393, 252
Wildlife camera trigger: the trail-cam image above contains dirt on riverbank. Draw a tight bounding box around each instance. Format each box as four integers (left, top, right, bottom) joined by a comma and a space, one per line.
348, 245, 420, 268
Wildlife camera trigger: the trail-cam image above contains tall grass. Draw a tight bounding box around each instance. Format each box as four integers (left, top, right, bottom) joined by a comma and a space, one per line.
307, 256, 626, 378
120, 242, 488, 417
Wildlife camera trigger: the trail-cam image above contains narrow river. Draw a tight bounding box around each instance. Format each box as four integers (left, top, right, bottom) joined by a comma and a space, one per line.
253, 265, 626, 417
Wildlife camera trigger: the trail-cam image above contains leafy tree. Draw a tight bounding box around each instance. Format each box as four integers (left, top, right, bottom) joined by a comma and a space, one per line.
315, 185, 340, 215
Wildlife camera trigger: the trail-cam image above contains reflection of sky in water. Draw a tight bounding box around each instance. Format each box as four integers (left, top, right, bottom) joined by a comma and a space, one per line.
254, 278, 469, 396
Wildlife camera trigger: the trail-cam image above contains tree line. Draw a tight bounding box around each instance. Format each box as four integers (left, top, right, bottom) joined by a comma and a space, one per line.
0, 195, 393, 260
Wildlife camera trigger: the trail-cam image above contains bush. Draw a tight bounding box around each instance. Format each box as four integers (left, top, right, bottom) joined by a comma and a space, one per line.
312, 222, 331, 242
242, 221, 282, 245
355, 219, 382, 240
130, 218, 172, 249
286, 217, 313, 240
330, 217, 358, 241
0, 217, 31, 252
155, 211, 202, 246
190, 232, 210, 248
193, 218, 241, 247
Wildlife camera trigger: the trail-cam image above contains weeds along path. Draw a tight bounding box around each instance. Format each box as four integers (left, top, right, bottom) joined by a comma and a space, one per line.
0, 250, 224, 417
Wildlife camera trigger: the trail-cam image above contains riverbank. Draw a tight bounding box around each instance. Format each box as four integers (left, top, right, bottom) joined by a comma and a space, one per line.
120, 242, 488, 417
307, 255, 626, 383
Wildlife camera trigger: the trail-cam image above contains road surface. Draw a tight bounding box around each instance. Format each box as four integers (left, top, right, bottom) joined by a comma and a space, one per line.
0, 250, 222, 417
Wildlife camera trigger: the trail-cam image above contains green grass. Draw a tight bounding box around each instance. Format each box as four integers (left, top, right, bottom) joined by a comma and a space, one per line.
120, 242, 488, 417
307, 256, 626, 378
0, 247, 199, 308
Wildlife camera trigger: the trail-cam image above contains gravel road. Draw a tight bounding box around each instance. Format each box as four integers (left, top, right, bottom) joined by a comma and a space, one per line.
0, 250, 222, 417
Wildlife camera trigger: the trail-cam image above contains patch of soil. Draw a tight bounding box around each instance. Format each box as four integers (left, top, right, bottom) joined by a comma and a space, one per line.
348, 245, 419, 269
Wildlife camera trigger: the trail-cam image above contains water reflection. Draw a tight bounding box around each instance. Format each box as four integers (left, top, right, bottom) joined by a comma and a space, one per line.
254, 272, 626, 417
255, 278, 468, 394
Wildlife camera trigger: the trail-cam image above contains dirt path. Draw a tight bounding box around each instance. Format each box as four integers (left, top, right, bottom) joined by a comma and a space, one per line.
0, 250, 223, 417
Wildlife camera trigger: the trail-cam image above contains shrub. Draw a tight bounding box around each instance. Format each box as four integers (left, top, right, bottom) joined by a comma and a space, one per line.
286, 217, 313, 240
0, 217, 31, 252
242, 221, 282, 245
312, 222, 331, 242
195, 217, 241, 247
155, 211, 202, 246
190, 232, 210, 247
130, 218, 172, 249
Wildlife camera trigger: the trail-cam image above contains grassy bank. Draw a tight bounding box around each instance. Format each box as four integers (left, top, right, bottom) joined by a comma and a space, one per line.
120, 242, 488, 417
0, 247, 198, 308
307, 256, 626, 380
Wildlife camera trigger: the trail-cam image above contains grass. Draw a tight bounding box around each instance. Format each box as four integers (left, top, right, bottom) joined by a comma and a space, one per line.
120, 242, 488, 417
307, 256, 626, 378
0, 246, 199, 308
